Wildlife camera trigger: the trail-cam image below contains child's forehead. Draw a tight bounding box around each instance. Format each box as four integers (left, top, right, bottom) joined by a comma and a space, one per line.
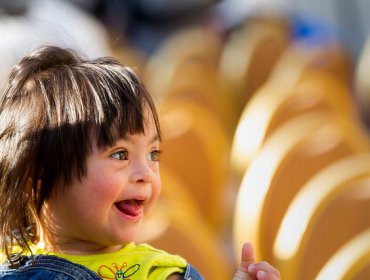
119, 133, 161, 145
92, 108, 159, 143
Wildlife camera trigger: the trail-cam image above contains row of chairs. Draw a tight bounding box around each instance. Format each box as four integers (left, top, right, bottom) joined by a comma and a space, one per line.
109, 14, 370, 279
230, 68, 356, 178
274, 153, 370, 279
228, 18, 370, 280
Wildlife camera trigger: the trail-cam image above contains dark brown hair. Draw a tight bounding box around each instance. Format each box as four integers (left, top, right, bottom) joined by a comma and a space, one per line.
0, 45, 161, 264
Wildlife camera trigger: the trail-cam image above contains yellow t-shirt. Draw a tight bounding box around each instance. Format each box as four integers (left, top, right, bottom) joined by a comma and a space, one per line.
31, 243, 187, 280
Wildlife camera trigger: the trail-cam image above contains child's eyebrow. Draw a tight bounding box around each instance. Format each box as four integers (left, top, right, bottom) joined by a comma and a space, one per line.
151, 135, 161, 144
122, 134, 161, 144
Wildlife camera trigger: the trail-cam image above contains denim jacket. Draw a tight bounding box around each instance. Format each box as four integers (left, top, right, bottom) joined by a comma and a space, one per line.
0, 255, 204, 280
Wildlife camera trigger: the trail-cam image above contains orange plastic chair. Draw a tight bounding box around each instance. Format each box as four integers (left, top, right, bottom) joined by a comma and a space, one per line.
273, 154, 370, 280
144, 26, 222, 95
230, 70, 357, 180
159, 165, 200, 216
144, 26, 222, 101
144, 26, 237, 134
218, 16, 290, 110
160, 59, 238, 135
315, 228, 370, 280
159, 100, 231, 230
269, 40, 353, 89
232, 112, 370, 264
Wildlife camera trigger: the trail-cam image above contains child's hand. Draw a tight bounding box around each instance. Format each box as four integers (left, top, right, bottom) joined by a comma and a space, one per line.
233, 243, 281, 280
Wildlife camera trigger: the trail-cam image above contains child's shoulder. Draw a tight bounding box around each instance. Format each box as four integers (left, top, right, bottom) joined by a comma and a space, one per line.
128, 243, 164, 253
0, 245, 31, 264
121, 243, 185, 261
121, 243, 187, 268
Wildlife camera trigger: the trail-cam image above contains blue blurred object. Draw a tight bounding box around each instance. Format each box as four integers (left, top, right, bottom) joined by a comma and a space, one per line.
291, 14, 341, 46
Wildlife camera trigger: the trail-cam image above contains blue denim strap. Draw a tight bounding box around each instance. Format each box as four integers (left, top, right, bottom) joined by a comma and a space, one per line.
0, 255, 101, 280
183, 263, 204, 280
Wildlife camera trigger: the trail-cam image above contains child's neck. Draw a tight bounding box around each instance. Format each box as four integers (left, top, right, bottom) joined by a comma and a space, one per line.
37, 240, 124, 255
37, 223, 125, 255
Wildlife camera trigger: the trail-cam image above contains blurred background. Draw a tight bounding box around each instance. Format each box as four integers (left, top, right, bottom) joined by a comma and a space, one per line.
1, 0, 370, 279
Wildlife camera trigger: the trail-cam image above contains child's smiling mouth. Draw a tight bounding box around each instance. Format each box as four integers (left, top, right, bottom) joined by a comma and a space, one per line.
114, 200, 144, 218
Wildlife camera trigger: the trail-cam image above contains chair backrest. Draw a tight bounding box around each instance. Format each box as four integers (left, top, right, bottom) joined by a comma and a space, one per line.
159, 165, 200, 216
160, 59, 238, 135
218, 16, 290, 111
273, 154, 370, 280
315, 228, 370, 280
159, 100, 231, 229
269, 40, 353, 89
230, 70, 356, 179
232, 112, 370, 263
144, 26, 237, 134
144, 26, 222, 102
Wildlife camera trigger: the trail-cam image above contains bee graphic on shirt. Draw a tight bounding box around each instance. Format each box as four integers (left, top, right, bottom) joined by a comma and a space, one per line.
98, 261, 140, 280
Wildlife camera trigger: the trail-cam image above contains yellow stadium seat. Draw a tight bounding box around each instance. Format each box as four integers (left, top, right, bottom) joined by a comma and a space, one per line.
144, 26, 237, 134
232, 112, 370, 264
218, 16, 290, 111
159, 100, 231, 230
269, 40, 353, 88
159, 165, 200, 216
230, 70, 357, 180
144, 26, 222, 94
315, 228, 370, 280
273, 154, 370, 280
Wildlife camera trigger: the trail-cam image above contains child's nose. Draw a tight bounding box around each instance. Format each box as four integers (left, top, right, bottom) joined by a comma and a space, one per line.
130, 160, 155, 183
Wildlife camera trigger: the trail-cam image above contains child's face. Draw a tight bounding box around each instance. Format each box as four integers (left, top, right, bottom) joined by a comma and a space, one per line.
41, 110, 161, 254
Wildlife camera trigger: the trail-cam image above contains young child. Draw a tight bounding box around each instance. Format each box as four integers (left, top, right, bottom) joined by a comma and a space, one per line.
0, 45, 280, 280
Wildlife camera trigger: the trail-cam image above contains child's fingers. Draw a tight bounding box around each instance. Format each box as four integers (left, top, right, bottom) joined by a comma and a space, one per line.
239, 242, 257, 280
232, 270, 250, 280
237, 243, 281, 280
248, 261, 281, 280
240, 242, 256, 272
256, 270, 280, 280
232, 243, 256, 280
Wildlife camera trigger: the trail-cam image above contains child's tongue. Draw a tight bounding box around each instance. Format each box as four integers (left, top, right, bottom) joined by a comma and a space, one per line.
115, 200, 142, 216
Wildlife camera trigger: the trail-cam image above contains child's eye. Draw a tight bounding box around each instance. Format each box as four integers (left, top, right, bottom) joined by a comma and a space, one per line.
147, 150, 162, 162
111, 150, 128, 160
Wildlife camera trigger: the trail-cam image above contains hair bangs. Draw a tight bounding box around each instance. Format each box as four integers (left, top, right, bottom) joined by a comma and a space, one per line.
85, 62, 161, 149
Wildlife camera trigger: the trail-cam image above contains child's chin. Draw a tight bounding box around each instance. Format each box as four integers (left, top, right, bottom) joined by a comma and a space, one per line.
113, 227, 141, 245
